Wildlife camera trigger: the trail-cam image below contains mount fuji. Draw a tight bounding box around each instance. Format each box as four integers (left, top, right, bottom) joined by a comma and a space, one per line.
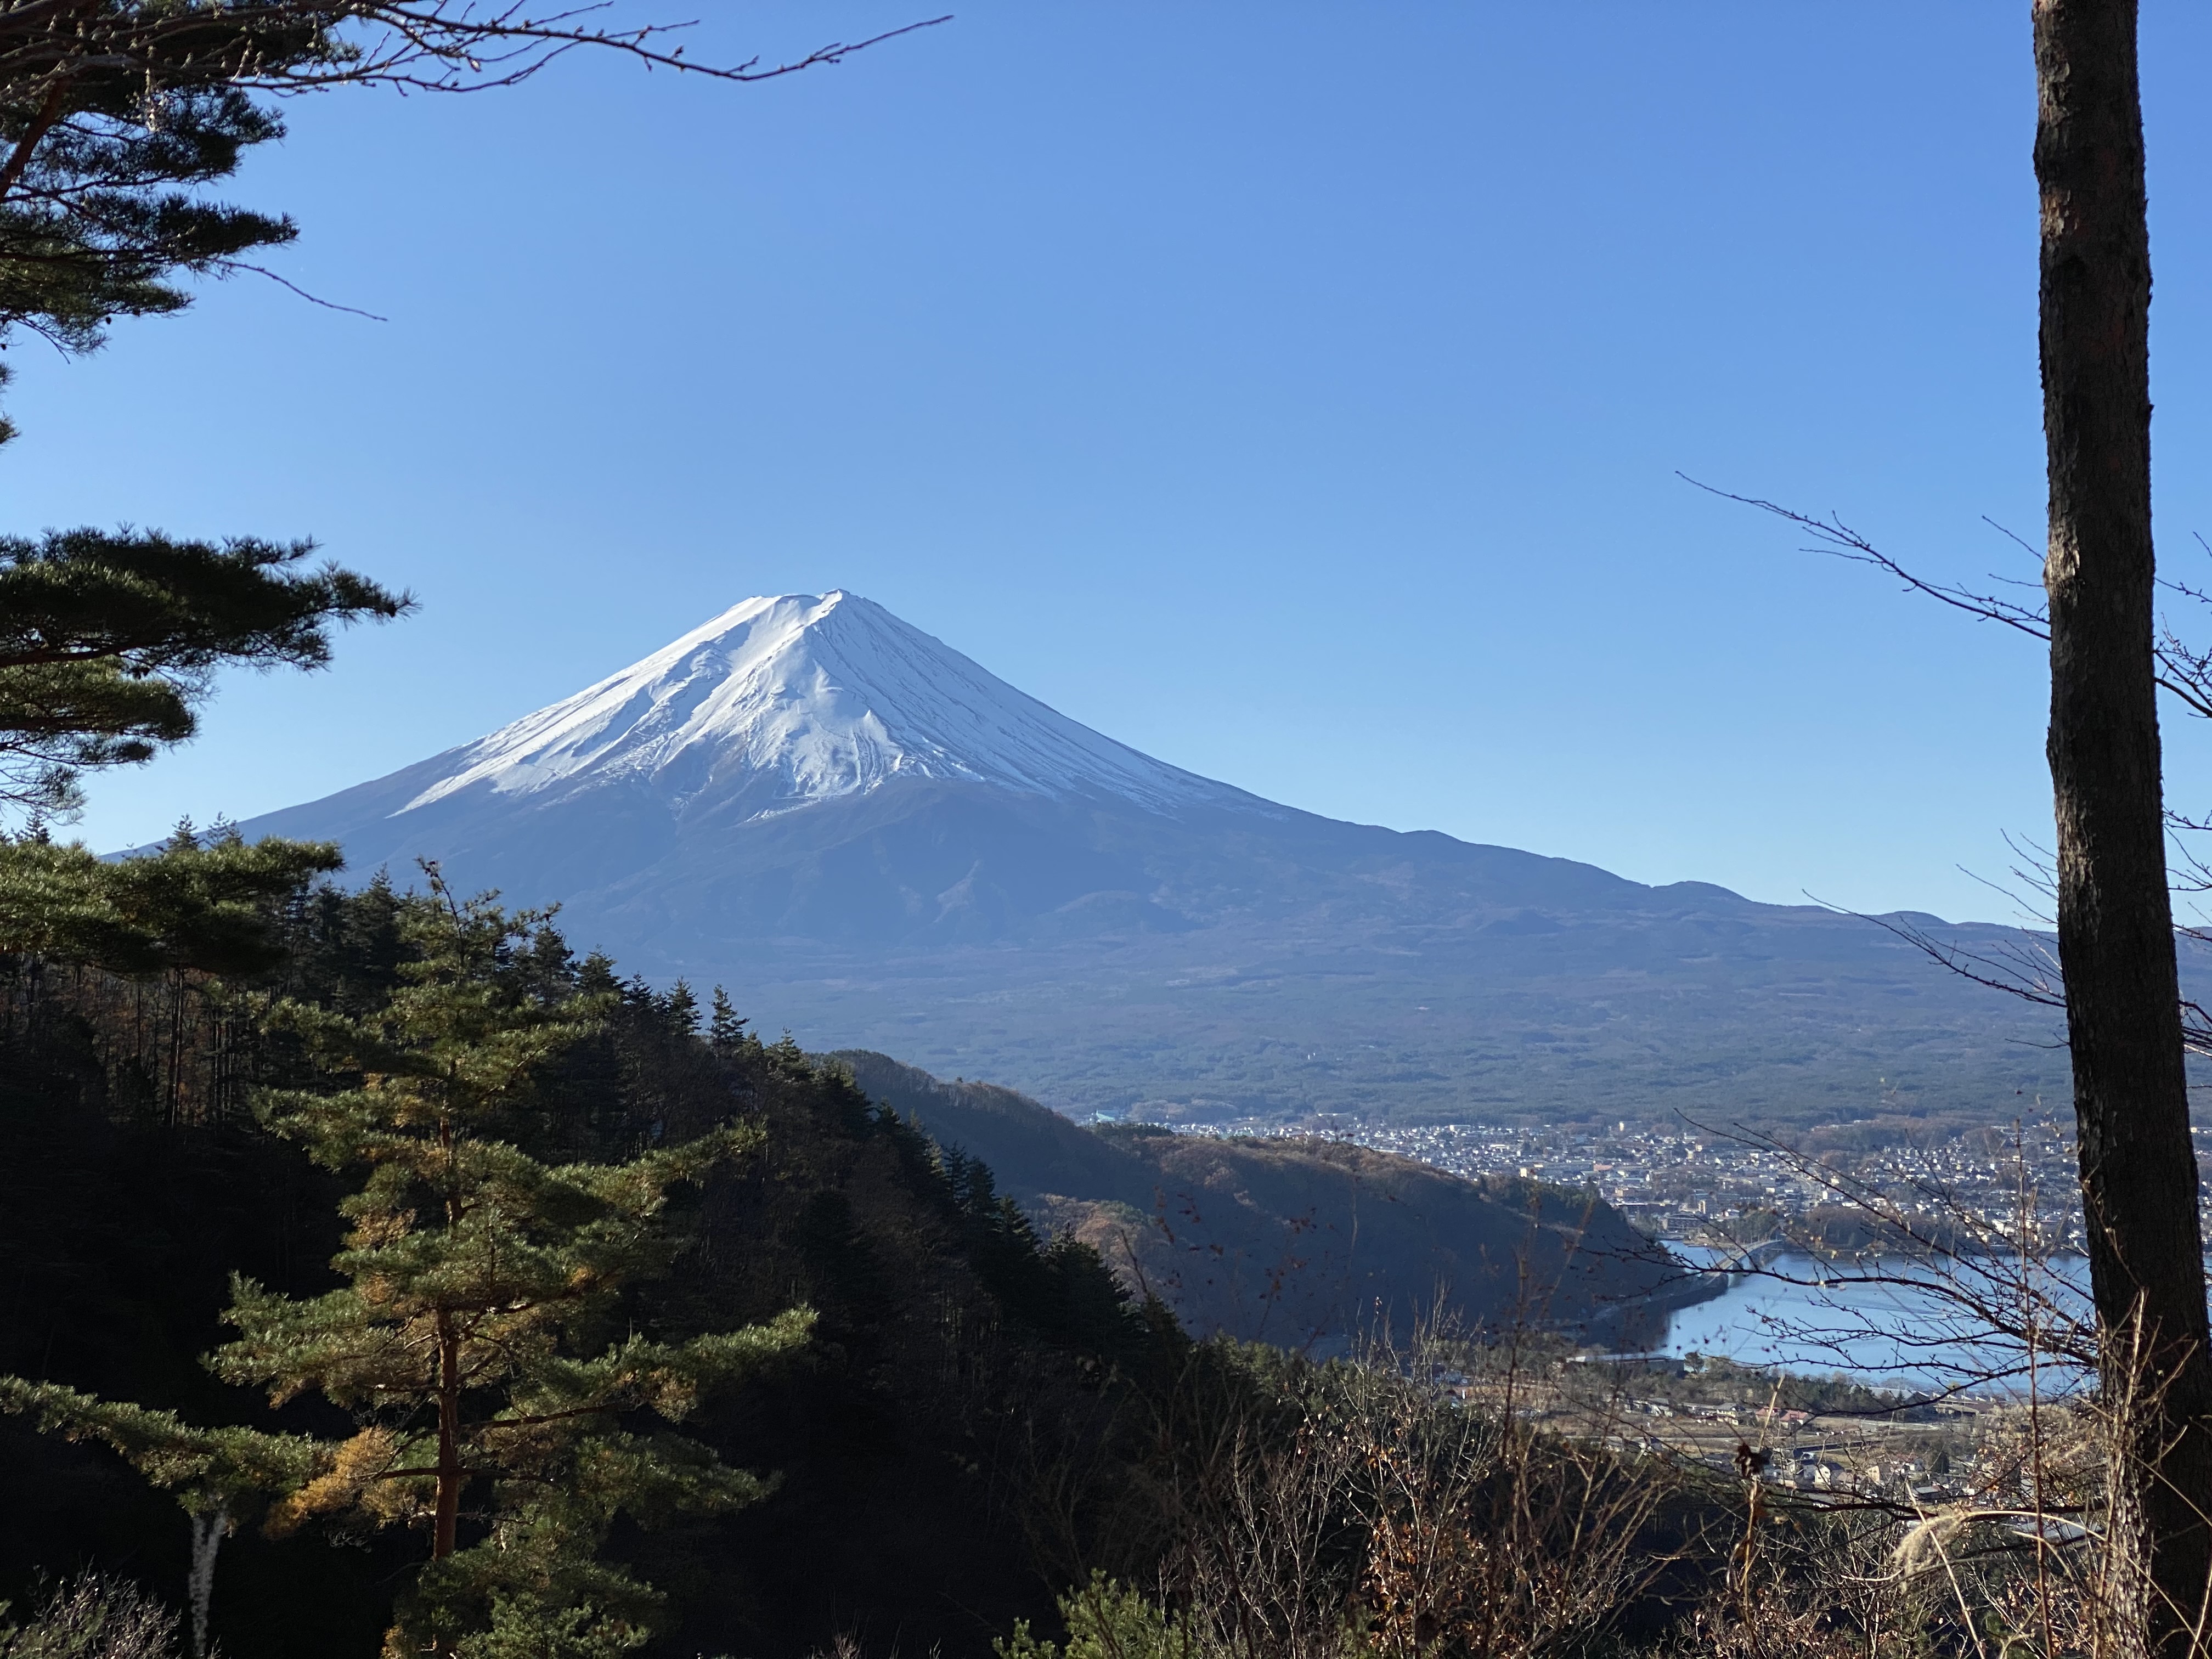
391, 592, 1256, 827
232, 591, 2063, 1127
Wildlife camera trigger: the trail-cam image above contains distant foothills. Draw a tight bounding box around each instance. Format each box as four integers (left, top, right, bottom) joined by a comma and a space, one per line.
833, 1050, 1713, 1350
219, 591, 2075, 1132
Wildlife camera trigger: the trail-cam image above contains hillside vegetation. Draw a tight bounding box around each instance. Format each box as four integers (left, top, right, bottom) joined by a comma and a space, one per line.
0, 875, 1180, 1655
833, 1052, 1710, 1351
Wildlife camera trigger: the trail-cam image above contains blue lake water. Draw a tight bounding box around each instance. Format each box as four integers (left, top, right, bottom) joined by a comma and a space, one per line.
1646, 1248, 2095, 1397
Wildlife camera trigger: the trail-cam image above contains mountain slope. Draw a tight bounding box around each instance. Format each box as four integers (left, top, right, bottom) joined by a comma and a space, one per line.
249, 590, 1252, 838
227, 591, 2069, 1128
833, 1051, 1706, 1348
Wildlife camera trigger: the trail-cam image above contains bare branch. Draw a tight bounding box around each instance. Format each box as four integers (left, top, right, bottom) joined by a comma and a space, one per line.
1685, 475, 2212, 721
1679, 473, 2052, 639
0, 6, 952, 121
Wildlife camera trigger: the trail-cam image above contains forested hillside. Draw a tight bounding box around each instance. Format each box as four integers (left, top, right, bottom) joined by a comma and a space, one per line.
0, 871, 1200, 1655
0, 861, 2142, 1658
832, 1051, 1710, 1350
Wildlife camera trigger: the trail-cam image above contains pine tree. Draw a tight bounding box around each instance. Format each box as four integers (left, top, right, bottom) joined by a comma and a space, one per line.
0, 821, 342, 973
0, 527, 409, 817
708, 986, 749, 1056
664, 978, 698, 1034
206, 873, 811, 1657
0, 1380, 320, 1657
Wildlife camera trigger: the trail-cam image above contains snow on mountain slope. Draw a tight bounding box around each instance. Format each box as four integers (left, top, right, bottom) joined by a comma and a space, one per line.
213, 590, 2073, 1127
398, 591, 1252, 822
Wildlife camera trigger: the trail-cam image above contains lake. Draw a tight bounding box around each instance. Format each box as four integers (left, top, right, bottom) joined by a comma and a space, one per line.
1645, 1248, 2095, 1397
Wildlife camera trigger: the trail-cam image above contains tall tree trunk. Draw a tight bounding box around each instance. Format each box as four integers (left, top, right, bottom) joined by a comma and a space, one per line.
2035, 2, 2212, 1649
433, 1311, 461, 1561
429, 1309, 462, 1658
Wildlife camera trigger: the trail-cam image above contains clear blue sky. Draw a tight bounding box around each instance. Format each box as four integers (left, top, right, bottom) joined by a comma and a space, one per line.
15, 2, 2212, 923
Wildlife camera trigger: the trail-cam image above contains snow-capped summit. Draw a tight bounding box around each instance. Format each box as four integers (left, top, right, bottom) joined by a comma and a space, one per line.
223, 590, 2046, 1131
398, 591, 1244, 823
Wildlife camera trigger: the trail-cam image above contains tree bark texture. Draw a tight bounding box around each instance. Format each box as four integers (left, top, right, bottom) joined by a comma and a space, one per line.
434, 1311, 461, 1562
2035, 1, 2212, 1647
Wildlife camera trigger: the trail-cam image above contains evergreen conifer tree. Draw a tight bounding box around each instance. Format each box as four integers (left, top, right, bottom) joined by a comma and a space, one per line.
0, 1380, 320, 1657
0, 527, 410, 816
0, 529, 407, 983
0, 818, 342, 972
202, 873, 810, 1656
707, 986, 748, 1056
2, 875, 810, 1653
664, 977, 698, 1034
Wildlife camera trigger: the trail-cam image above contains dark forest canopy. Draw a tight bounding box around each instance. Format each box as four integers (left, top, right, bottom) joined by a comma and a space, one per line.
0, 856, 2137, 1659
0, 866, 1187, 1655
